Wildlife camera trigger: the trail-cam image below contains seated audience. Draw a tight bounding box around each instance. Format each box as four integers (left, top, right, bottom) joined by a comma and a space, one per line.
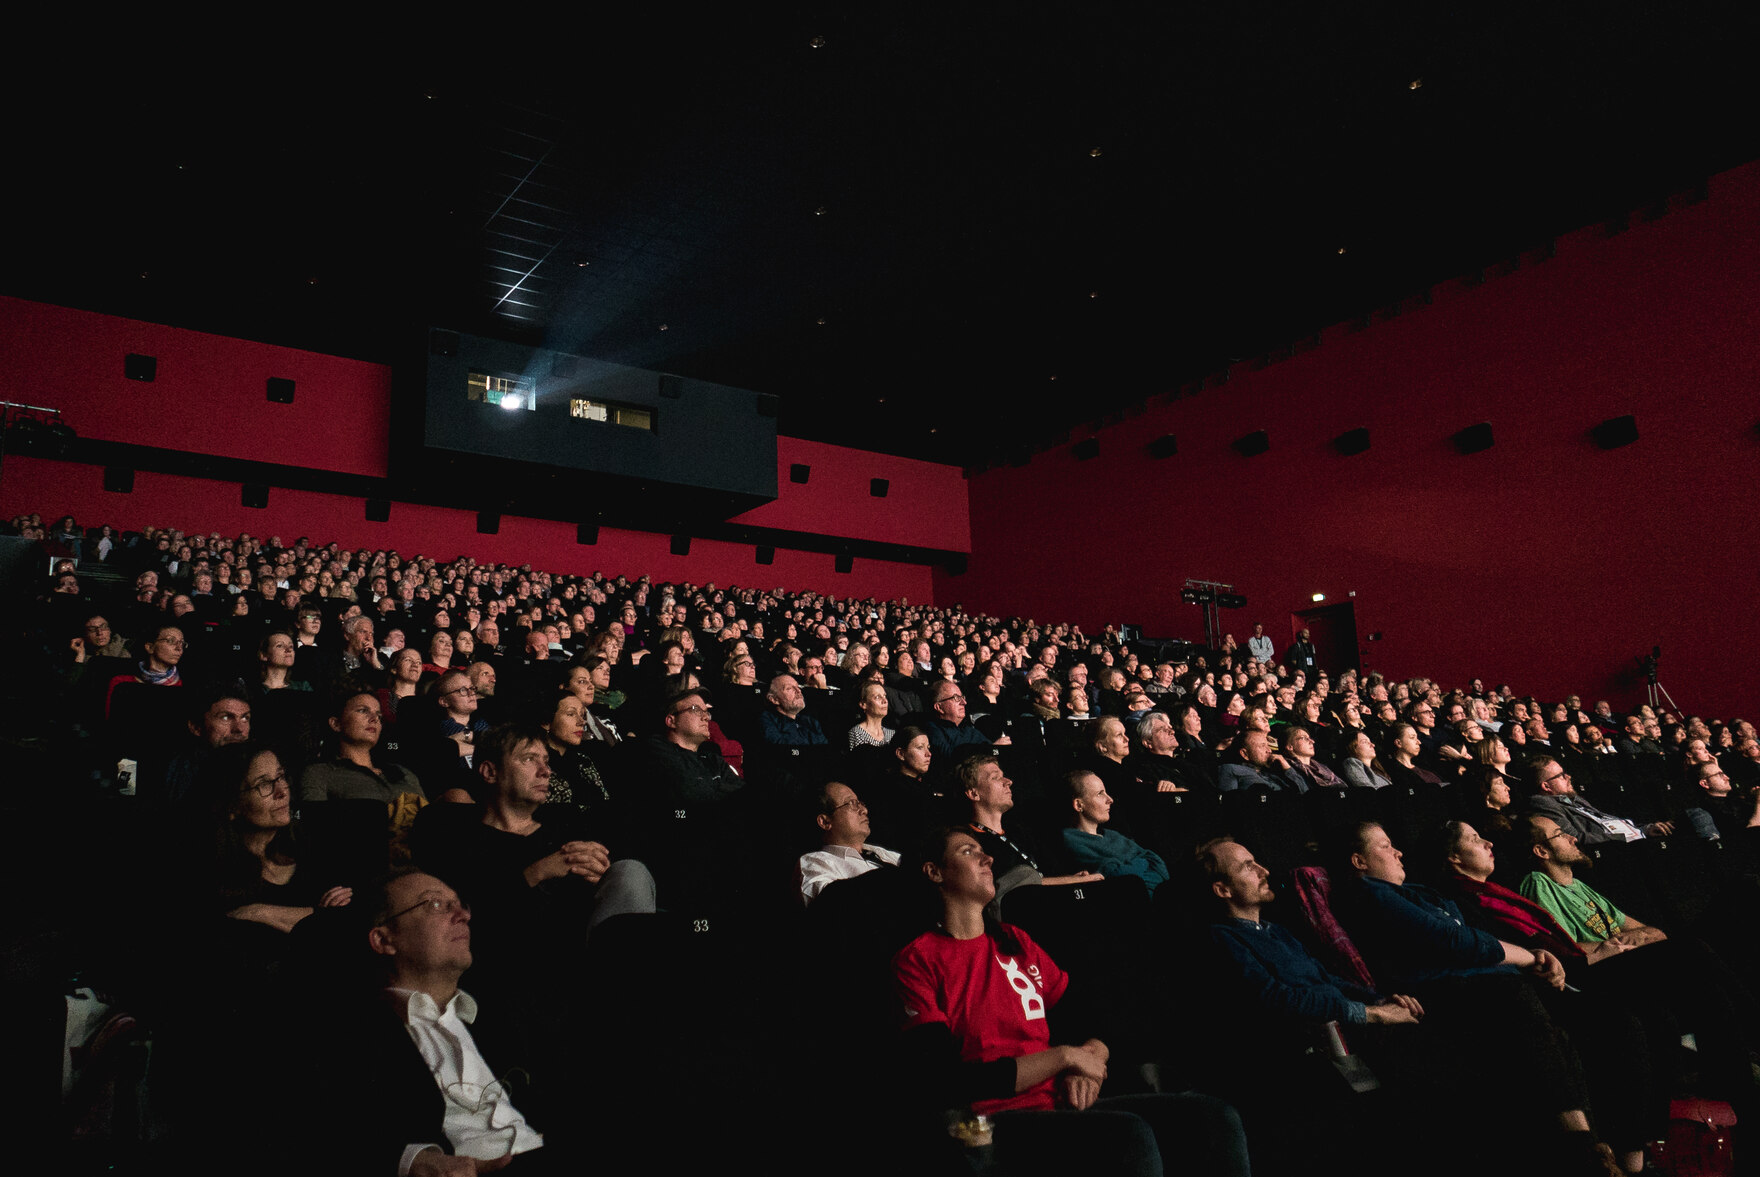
31, 507, 1760, 1177
1334, 822, 1651, 1172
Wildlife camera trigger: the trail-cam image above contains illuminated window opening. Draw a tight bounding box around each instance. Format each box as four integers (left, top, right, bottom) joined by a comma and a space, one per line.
467, 371, 536, 410
569, 398, 656, 432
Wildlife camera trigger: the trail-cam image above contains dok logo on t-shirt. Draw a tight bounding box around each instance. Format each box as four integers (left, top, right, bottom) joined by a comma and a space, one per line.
996, 953, 1046, 1021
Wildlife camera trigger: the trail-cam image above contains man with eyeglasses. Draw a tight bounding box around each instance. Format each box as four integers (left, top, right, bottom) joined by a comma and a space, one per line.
923, 680, 1005, 760
306, 867, 565, 1175
1615, 714, 1665, 757
796, 782, 899, 905
1400, 698, 1450, 770
1682, 761, 1745, 842
623, 687, 748, 917
1523, 756, 1671, 844
72, 613, 127, 660
1517, 816, 1667, 947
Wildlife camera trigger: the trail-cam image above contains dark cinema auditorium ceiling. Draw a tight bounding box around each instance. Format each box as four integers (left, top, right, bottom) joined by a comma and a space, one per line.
7, 4, 1758, 468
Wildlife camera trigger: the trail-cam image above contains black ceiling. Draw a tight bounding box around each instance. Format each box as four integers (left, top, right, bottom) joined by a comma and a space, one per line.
9, 5, 1757, 467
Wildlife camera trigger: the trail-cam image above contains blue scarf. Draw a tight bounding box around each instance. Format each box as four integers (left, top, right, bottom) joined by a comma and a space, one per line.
137, 661, 181, 686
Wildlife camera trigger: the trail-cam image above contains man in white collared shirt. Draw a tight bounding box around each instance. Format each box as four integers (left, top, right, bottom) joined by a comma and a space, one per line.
366, 870, 547, 1176
796, 782, 899, 905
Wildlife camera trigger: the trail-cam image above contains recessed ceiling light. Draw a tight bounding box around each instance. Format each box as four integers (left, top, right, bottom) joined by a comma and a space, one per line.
1311, 593, 1325, 602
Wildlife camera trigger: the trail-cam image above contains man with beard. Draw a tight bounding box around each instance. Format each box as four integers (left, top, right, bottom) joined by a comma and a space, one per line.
1516, 816, 1666, 952
1514, 813, 1759, 1134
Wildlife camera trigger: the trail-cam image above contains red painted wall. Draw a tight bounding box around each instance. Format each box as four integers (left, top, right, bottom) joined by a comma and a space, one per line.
735, 438, 971, 553
0, 296, 394, 478
3, 456, 937, 602
944, 163, 1760, 717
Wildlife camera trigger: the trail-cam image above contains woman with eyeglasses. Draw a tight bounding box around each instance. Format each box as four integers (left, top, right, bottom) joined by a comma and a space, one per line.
208, 742, 351, 933
105, 621, 188, 718
723, 650, 759, 688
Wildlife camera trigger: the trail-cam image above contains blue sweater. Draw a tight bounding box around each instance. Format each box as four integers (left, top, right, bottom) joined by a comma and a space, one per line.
1059, 827, 1170, 895
1342, 876, 1511, 989
1209, 918, 1378, 1025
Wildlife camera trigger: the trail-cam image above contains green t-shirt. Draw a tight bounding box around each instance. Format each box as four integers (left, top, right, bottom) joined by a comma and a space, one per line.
1517, 872, 1626, 943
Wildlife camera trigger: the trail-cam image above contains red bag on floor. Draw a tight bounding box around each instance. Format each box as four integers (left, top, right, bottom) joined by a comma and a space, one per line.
1653, 1097, 1737, 1177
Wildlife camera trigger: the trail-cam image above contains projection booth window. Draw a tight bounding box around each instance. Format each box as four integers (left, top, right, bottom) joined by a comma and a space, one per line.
466, 371, 537, 410
568, 399, 655, 432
